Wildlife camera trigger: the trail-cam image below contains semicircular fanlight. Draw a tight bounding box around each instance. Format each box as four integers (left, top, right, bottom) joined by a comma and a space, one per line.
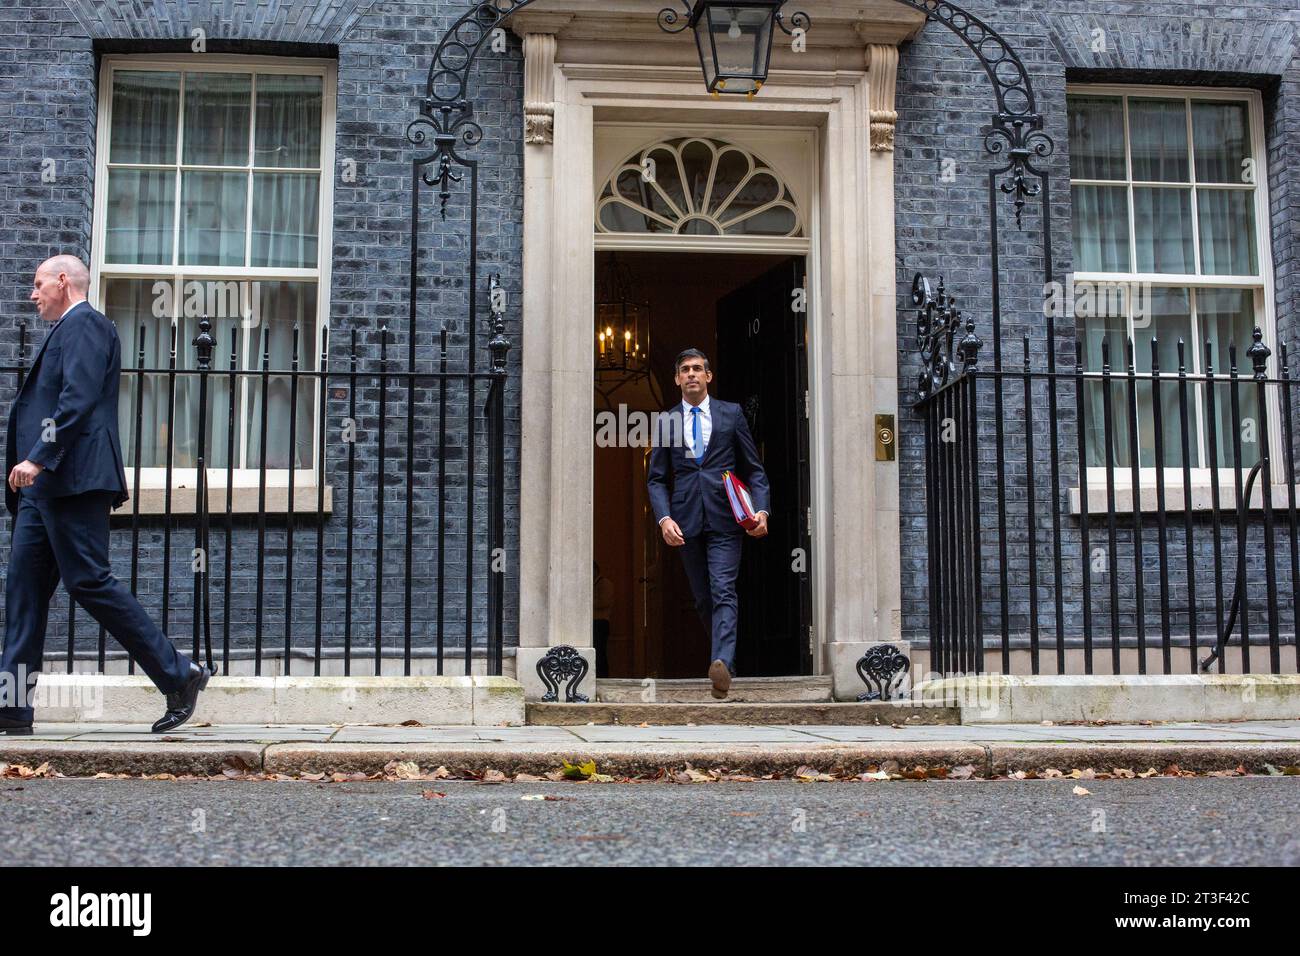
596, 137, 803, 239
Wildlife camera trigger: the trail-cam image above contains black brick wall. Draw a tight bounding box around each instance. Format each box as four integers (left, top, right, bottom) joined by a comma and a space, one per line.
0, 0, 522, 664
895, 0, 1300, 663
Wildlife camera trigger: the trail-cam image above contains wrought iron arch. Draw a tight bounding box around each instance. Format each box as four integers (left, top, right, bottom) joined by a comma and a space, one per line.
410, 1, 1054, 230
407, 0, 1059, 678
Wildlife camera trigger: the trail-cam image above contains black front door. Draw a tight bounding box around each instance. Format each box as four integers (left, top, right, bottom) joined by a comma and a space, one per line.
715, 256, 813, 676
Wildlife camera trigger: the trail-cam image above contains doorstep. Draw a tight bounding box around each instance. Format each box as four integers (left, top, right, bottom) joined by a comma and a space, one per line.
527, 701, 960, 725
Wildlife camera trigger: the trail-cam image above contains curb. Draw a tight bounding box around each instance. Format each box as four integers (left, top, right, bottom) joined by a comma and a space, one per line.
4, 740, 1300, 778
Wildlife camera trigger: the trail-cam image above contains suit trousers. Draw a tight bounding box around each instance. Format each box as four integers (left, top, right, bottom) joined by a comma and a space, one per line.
1, 490, 192, 721
678, 527, 743, 674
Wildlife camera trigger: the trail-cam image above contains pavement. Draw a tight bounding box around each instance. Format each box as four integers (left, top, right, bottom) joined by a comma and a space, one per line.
2, 776, 1298, 866
3, 720, 1300, 777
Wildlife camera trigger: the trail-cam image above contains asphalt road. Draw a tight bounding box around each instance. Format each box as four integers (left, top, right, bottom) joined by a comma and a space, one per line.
2, 777, 1297, 866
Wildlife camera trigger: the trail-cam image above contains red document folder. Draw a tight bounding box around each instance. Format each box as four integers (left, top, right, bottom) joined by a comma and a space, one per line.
722, 470, 760, 530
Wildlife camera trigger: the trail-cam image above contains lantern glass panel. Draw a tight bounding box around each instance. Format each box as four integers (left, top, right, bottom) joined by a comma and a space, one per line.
695, 4, 773, 94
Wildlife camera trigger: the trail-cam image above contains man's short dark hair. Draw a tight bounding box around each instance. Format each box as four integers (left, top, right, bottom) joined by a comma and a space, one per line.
675, 348, 711, 372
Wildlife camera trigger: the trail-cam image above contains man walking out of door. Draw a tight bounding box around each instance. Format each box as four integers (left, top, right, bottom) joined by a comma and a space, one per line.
648, 348, 770, 699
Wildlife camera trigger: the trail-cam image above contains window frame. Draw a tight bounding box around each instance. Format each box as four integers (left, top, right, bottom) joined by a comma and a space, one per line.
1067, 82, 1280, 494
91, 53, 337, 493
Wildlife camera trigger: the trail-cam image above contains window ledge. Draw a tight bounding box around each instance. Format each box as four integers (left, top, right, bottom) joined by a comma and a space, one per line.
113, 485, 334, 517
1070, 483, 1299, 516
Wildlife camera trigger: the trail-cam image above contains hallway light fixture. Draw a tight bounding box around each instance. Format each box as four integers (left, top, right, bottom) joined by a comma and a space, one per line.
657, 1, 811, 98
595, 255, 650, 377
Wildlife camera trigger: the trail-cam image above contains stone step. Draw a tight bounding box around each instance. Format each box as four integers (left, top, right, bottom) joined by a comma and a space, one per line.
595, 675, 834, 704
526, 701, 960, 726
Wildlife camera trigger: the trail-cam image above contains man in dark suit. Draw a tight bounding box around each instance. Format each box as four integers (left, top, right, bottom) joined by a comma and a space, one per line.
648, 348, 770, 698
0, 255, 210, 735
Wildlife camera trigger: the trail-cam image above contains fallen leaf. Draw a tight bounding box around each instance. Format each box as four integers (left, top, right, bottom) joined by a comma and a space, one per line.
1009, 770, 1028, 781
587, 773, 615, 783
387, 760, 423, 780
949, 765, 976, 780
1042, 768, 1064, 779
221, 755, 253, 774
301, 772, 326, 781
400, 719, 424, 727
561, 759, 598, 780
859, 771, 892, 781
1112, 768, 1136, 779
479, 769, 508, 785
1138, 768, 1159, 778
420, 790, 446, 799
795, 765, 835, 782
514, 773, 546, 783
1041, 720, 1054, 727
1072, 786, 1091, 796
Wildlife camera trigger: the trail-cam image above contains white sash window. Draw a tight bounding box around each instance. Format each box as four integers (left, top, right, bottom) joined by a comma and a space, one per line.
92, 56, 336, 493
1069, 85, 1276, 478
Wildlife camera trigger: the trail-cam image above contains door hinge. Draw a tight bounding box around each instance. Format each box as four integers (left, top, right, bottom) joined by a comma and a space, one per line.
806, 507, 812, 537
808, 624, 814, 652
804, 389, 810, 419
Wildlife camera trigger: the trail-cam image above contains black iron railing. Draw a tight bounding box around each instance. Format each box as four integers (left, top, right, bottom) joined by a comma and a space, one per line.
0, 305, 509, 678
915, 279, 1299, 677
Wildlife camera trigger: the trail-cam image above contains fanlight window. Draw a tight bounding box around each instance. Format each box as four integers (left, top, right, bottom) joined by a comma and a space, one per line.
597, 137, 802, 238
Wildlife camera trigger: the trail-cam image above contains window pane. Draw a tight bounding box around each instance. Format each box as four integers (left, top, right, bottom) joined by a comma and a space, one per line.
183, 72, 251, 166
1082, 302, 1131, 468
1128, 98, 1189, 182
1197, 188, 1258, 276
105, 277, 239, 471
251, 173, 319, 268
1192, 101, 1251, 184
1200, 288, 1262, 469
105, 169, 175, 265
109, 71, 179, 165
1072, 185, 1130, 272
1133, 187, 1194, 273
179, 171, 247, 267
246, 282, 319, 470
255, 74, 322, 168
1133, 289, 1198, 467
106, 278, 171, 469
1068, 95, 1126, 180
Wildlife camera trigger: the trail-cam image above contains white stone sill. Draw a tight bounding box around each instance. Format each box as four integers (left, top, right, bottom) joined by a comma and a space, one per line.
112, 485, 334, 516
1070, 483, 1300, 516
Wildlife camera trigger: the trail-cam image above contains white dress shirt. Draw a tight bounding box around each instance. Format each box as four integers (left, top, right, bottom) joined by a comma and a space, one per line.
682, 394, 712, 458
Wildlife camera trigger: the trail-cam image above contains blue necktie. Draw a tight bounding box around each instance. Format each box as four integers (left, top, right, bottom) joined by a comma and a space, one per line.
691, 406, 703, 460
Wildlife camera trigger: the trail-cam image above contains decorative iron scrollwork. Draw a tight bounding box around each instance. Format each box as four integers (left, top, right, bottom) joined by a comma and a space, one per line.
537, 645, 590, 703
914, 274, 964, 400
983, 113, 1055, 227
855, 644, 911, 702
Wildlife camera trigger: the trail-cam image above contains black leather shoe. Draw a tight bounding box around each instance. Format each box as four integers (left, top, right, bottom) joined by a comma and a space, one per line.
0, 715, 32, 735
151, 663, 212, 734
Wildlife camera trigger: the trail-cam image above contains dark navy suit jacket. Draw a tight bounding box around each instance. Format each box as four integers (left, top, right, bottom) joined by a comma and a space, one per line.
5, 301, 129, 517
647, 397, 771, 539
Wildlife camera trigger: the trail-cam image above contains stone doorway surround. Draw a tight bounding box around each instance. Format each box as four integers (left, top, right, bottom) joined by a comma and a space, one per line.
510, 0, 925, 701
